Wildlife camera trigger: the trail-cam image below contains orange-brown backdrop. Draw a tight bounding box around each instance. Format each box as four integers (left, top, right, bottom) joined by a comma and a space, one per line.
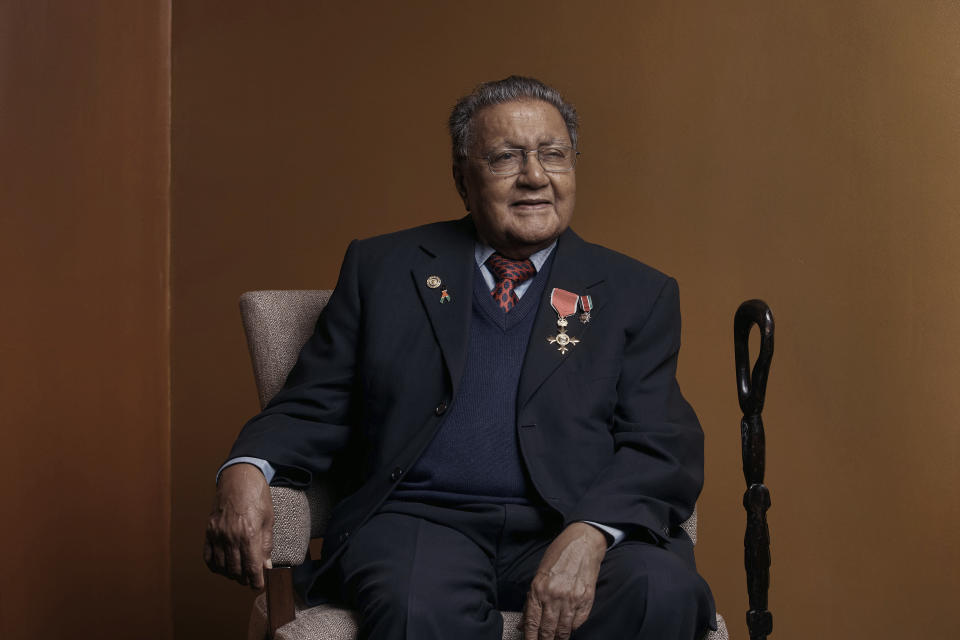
3, 2, 957, 639
1, 1, 171, 638
171, 2, 959, 638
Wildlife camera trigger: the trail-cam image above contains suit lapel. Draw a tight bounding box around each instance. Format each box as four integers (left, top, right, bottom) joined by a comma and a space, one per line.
517, 228, 605, 410
412, 217, 476, 396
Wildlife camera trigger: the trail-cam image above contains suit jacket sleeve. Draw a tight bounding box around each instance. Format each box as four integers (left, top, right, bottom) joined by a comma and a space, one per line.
564, 276, 703, 541
226, 240, 364, 488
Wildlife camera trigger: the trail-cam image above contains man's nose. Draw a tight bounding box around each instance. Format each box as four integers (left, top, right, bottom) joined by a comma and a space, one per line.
517, 150, 550, 187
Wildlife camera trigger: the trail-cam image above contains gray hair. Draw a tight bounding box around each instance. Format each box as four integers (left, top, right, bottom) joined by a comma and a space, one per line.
448, 75, 579, 163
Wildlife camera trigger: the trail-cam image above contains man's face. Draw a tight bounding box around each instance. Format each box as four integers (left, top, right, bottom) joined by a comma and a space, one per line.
454, 99, 576, 259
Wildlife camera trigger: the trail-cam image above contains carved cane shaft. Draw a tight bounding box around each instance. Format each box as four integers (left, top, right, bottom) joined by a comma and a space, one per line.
734, 300, 775, 640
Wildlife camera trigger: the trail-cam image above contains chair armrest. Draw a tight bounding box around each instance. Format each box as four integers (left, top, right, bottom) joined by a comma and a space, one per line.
270, 487, 312, 566
270, 483, 338, 566
266, 483, 335, 636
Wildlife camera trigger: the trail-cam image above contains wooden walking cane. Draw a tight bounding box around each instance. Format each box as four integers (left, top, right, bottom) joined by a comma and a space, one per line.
734, 300, 775, 640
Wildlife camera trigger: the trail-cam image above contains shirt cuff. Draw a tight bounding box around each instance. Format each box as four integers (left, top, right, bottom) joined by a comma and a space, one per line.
581, 521, 626, 548
216, 456, 276, 485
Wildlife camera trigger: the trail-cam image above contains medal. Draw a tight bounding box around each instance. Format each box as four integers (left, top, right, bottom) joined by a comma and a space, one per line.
426, 275, 442, 289
440, 289, 451, 303
579, 294, 593, 324
547, 288, 581, 354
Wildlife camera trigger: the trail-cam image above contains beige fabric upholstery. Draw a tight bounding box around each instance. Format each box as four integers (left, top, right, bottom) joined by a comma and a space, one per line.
711, 615, 730, 640
250, 594, 729, 640
240, 290, 333, 410
241, 290, 727, 640
682, 504, 698, 546
269, 484, 338, 566
269, 487, 311, 566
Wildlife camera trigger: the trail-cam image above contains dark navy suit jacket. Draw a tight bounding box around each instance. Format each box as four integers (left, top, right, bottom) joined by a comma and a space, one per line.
228, 215, 704, 602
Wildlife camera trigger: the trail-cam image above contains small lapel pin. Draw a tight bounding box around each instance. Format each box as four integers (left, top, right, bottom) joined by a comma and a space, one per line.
426, 275, 451, 303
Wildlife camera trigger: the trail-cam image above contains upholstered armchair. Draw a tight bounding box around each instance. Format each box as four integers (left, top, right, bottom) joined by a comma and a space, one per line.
240, 290, 730, 640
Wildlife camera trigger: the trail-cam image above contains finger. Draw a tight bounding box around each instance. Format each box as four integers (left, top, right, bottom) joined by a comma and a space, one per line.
571, 595, 594, 630
212, 543, 227, 575
204, 521, 222, 571
246, 565, 264, 591
522, 595, 543, 640
202, 540, 213, 568
538, 602, 560, 640
556, 607, 576, 640
243, 529, 266, 590
261, 520, 274, 571
227, 543, 244, 581
240, 532, 263, 589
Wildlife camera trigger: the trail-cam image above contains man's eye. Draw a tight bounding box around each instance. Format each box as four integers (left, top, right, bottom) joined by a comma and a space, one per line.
541, 147, 567, 160
492, 150, 518, 162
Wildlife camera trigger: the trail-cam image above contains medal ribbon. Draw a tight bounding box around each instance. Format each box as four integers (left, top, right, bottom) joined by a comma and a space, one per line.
550, 288, 579, 318
579, 295, 593, 314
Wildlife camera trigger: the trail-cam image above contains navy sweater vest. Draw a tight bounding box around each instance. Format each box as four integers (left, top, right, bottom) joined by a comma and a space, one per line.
393, 254, 553, 505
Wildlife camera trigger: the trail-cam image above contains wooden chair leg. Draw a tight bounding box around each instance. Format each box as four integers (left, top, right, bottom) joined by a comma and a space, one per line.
266, 567, 296, 639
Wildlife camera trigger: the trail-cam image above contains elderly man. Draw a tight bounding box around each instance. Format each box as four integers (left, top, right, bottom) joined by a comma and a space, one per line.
205, 76, 716, 640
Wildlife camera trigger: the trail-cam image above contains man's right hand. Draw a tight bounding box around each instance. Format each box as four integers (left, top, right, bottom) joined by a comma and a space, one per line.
203, 463, 274, 590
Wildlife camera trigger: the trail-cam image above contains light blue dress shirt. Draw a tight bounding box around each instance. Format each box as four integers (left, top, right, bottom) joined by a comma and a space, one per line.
219, 240, 624, 547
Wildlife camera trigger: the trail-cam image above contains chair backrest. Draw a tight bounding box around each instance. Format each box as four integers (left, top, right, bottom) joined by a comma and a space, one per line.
240, 290, 333, 408
239, 289, 699, 545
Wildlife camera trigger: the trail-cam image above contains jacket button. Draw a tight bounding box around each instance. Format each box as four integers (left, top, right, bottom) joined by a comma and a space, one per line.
662, 526, 671, 536
434, 401, 448, 416
390, 467, 403, 481
339, 531, 350, 543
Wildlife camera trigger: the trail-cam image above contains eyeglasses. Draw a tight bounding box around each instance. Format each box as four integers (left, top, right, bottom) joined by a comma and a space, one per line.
478, 145, 579, 175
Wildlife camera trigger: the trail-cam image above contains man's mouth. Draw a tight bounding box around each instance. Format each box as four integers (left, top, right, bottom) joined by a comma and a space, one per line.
511, 199, 552, 208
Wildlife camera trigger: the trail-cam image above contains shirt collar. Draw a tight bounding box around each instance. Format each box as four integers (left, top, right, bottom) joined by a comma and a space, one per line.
474, 240, 557, 273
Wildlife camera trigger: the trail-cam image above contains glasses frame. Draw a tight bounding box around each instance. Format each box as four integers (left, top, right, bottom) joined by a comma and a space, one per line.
476, 145, 580, 176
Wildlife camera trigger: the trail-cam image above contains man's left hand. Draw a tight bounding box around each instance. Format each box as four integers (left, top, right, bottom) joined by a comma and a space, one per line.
522, 522, 608, 639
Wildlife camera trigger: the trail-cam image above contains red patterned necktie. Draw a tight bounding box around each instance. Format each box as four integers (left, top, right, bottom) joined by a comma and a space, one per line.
487, 253, 536, 312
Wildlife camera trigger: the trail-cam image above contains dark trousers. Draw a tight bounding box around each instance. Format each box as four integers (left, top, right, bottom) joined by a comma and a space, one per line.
334, 500, 715, 640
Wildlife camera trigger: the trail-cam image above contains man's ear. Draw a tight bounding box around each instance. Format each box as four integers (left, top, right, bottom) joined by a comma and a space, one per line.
452, 163, 469, 211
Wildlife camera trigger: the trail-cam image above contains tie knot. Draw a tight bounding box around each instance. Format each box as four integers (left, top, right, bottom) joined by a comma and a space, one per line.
487, 253, 536, 285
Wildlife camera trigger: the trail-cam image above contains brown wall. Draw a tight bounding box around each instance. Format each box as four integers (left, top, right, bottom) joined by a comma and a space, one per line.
171, 2, 959, 639
0, 1, 171, 638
